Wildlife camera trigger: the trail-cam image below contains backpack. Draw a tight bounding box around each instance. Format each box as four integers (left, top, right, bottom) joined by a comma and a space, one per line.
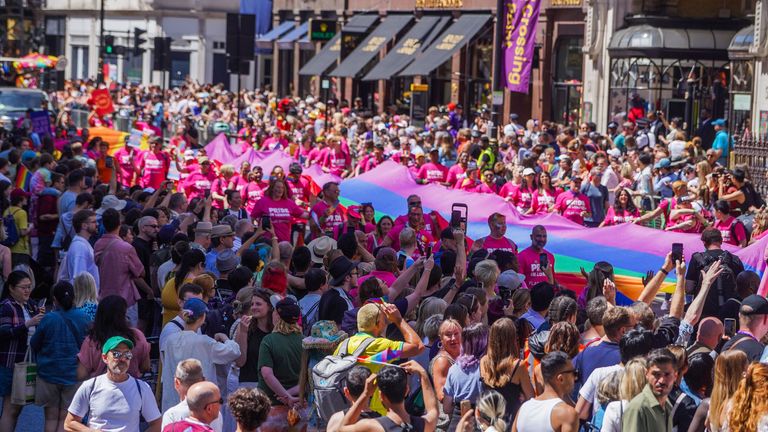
1, 209, 20, 247
692, 251, 738, 315
729, 218, 749, 245
311, 337, 375, 422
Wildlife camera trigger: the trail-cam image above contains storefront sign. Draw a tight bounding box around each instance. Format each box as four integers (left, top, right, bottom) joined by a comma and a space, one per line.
309, 19, 337, 41
396, 38, 422, 55
551, 0, 581, 6
415, 0, 463, 8
733, 94, 751, 111
503, 0, 541, 94
362, 36, 387, 52
436, 34, 464, 51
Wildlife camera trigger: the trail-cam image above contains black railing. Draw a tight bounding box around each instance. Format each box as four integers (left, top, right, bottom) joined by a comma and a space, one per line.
733, 135, 768, 199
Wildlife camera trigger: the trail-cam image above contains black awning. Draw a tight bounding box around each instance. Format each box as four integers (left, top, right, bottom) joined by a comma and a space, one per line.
329, 14, 413, 78
362, 16, 450, 81
256, 21, 296, 49
398, 14, 490, 77
298, 14, 380, 77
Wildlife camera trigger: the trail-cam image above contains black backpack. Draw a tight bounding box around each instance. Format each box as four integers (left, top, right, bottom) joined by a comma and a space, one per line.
692, 251, 738, 316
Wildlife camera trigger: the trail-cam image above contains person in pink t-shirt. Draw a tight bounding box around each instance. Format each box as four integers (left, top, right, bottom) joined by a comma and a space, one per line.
383, 206, 435, 252
250, 179, 309, 242
446, 151, 469, 188
321, 137, 351, 177
481, 212, 518, 254
184, 157, 217, 201
286, 163, 313, 207
113, 141, 141, 188
210, 164, 236, 210
138, 137, 171, 189
517, 225, 556, 286
232, 162, 252, 195
307, 140, 329, 166
600, 188, 640, 227
498, 167, 523, 201
416, 148, 449, 185
553, 177, 592, 226
530, 171, 561, 214
474, 169, 499, 194
242, 176, 266, 215
712, 199, 748, 247
511, 168, 537, 213
310, 182, 345, 237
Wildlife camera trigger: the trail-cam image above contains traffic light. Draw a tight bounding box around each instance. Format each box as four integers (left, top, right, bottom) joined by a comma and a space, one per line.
104, 35, 115, 55
133, 28, 147, 56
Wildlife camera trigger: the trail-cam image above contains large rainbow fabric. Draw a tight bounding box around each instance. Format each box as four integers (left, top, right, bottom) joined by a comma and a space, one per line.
203, 138, 768, 302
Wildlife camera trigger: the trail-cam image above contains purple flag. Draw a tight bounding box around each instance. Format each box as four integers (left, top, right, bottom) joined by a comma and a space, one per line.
503, 0, 541, 94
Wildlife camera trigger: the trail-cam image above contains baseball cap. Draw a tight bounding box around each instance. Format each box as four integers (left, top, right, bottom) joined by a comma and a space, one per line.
741, 295, 768, 315
522, 168, 536, 176
497, 270, 526, 291
182, 298, 209, 321
102, 336, 134, 355
275, 297, 301, 324
712, 119, 726, 126
654, 158, 671, 169
289, 162, 303, 175
10, 189, 30, 201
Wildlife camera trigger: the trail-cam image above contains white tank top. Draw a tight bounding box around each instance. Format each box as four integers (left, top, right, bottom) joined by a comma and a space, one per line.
515, 397, 563, 432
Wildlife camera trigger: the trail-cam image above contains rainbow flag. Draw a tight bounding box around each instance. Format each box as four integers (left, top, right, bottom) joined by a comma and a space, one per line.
338, 161, 768, 302
15, 165, 30, 191
357, 347, 403, 365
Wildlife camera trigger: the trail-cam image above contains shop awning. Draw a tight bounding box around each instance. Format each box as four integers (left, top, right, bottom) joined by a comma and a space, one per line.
255, 21, 296, 49
362, 16, 450, 81
608, 24, 736, 60
299, 14, 380, 77
277, 22, 308, 50
329, 14, 413, 78
398, 14, 491, 77
728, 25, 754, 59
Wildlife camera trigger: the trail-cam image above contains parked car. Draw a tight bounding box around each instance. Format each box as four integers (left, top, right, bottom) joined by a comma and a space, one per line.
0, 87, 49, 130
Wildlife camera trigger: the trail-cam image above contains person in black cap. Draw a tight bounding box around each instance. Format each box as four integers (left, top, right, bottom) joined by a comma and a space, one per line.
721, 294, 768, 361
318, 256, 358, 325
286, 162, 312, 208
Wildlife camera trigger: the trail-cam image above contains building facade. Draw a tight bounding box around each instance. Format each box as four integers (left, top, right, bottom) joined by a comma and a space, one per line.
42, 0, 246, 88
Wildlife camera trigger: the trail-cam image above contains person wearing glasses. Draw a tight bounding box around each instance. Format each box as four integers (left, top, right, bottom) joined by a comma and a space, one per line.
164, 379, 223, 432
65, 335, 162, 432
511, 351, 579, 432
58, 209, 100, 288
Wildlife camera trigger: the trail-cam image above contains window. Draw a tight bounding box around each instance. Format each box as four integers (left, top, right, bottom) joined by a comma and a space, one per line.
71, 45, 89, 79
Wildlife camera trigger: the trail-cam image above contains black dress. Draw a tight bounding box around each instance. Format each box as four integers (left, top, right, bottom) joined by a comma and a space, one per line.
481, 359, 525, 425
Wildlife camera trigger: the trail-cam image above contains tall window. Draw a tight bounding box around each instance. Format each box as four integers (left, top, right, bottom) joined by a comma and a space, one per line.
71, 45, 89, 79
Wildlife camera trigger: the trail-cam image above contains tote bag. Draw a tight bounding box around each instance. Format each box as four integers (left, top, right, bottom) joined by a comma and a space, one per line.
11, 347, 36, 405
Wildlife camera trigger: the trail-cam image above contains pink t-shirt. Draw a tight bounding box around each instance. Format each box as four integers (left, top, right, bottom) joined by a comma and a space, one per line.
511, 185, 537, 212
714, 217, 747, 246
474, 182, 499, 194
308, 147, 329, 165
393, 214, 435, 234
139, 151, 170, 189
184, 170, 217, 201
250, 196, 304, 242
322, 149, 350, 176
517, 246, 556, 286
114, 147, 141, 186
286, 176, 311, 204
602, 206, 640, 226
417, 163, 448, 183
446, 164, 467, 187
498, 182, 519, 201
483, 236, 518, 254
210, 177, 231, 209
311, 200, 345, 234
386, 223, 435, 252
554, 190, 592, 225
531, 188, 561, 214
242, 182, 266, 214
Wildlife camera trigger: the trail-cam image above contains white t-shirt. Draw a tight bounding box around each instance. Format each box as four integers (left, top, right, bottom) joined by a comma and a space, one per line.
162, 399, 223, 432
68, 375, 161, 432
601, 400, 628, 432
578, 364, 624, 408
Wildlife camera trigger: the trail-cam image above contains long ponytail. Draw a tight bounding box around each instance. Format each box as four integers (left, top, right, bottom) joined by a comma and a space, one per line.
476, 391, 507, 431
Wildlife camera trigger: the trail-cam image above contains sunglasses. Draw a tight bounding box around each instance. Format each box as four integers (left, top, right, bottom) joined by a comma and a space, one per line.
110, 351, 133, 361
205, 398, 224, 408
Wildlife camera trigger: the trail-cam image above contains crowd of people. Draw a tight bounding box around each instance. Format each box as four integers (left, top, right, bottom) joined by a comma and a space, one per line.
0, 78, 763, 432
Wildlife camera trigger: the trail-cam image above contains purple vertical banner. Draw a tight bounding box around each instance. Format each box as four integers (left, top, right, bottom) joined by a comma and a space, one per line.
503, 0, 541, 94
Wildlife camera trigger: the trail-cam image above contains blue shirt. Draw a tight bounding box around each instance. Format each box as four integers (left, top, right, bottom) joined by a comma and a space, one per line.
573, 340, 621, 387
712, 130, 731, 166
443, 362, 483, 402
521, 309, 547, 331
30, 308, 91, 385
205, 249, 221, 277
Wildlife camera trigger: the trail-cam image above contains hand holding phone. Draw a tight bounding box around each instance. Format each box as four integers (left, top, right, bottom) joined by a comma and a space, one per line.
539, 253, 549, 269
671, 243, 684, 263
724, 318, 736, 336
261, 216, 272, 230
460, 400, 472, 416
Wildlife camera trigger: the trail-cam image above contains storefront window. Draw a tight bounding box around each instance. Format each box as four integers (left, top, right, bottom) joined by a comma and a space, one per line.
552, 36, 583, 124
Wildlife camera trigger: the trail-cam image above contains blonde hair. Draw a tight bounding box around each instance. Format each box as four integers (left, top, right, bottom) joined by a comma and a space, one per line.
474, 260, 500, 290
192, 273, 216, 300
219, 164, 235, 177
476, 391, 507, 432
274, 316, 302, 335
620, 162, 633, 180
597, 369, 624, 405
710, 350, 749, 431
232, 287, 254, 316
73, 272, 98, 307
728, 362, 768, 432
620, 357, 647, 401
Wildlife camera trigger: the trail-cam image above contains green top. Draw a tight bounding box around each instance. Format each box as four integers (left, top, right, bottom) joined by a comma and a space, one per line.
256, 331, 303, 405
622, 384, 673, 432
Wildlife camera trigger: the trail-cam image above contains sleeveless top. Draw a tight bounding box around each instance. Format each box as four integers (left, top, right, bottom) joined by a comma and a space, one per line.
374, 415, 426, 432
481, 359, 524, 424
515, 397, 564, 432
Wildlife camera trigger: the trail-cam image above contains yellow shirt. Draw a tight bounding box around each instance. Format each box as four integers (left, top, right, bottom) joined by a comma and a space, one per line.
161, 275, 194, 326
4, 206, 29, 255
334, 333, 404, 415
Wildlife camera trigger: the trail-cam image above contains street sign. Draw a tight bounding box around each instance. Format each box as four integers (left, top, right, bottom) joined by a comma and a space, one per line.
321, 79, 330, 89
309, 19, 337, 41
492, 90, 503, 106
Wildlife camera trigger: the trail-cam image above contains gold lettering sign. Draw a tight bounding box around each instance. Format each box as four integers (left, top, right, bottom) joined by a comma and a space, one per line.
396, 38, 422, 55
551, 0, 581, 5
330, 39, 341, 51
436, 34, 464, 50
415, 0, 463, 8
362, 36, 387, 52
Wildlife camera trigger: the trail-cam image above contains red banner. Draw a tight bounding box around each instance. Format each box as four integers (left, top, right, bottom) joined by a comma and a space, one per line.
91, 88, 114, 117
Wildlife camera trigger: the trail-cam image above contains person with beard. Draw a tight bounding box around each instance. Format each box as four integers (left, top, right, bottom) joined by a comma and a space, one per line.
65, 336, 161, 431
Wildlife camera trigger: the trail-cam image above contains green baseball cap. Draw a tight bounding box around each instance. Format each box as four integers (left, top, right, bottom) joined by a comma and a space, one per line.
102, 336, 134, 355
